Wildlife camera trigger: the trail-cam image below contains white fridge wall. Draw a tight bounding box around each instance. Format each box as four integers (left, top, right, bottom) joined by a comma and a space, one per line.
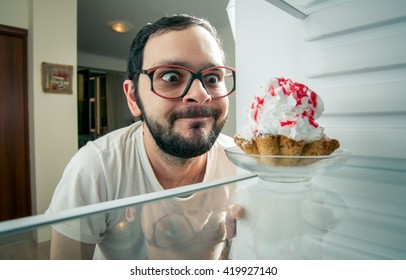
233, 0, 406, 259
235, 0, 406, 161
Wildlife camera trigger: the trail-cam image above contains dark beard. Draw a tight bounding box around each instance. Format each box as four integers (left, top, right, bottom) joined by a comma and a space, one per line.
141, 103, 226, 158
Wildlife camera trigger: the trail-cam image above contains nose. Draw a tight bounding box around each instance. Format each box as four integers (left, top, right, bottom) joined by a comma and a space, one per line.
182, 78, 212, 105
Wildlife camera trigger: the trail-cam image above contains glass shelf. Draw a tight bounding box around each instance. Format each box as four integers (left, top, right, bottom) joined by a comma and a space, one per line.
0, 158, 405, 260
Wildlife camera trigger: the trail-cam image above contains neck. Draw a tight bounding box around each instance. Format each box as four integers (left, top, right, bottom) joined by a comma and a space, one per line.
143, 126, 207, 189
155, 152, 207, 189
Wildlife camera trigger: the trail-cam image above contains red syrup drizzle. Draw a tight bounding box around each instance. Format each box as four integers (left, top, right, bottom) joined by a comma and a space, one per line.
251, 96, 265, 123
275, 77, 319, 128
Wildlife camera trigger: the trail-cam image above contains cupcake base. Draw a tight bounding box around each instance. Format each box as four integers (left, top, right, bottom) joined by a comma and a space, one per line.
234, 134, 340, 167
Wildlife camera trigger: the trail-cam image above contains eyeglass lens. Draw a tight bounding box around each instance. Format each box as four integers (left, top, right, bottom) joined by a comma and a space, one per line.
151, 66, 235, 99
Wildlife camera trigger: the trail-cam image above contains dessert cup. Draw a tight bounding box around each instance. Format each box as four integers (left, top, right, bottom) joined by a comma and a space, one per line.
225, 146, 350, 182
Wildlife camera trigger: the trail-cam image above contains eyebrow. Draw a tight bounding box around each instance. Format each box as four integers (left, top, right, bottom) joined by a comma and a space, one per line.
155, 60, 220, 71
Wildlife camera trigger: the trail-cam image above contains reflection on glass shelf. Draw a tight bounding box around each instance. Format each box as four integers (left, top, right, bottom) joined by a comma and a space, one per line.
0, 229, 50, 259
50, 186, 234, 260
0, 174, 254, 260
0, 163, 405, 259
235, 177, 350, 259
234, 173, 406, 260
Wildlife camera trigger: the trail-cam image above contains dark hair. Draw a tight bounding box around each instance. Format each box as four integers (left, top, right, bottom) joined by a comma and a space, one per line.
125, 14, 224, 87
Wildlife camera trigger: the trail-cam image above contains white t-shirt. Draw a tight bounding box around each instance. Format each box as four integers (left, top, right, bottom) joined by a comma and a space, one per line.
47, 122, 237, 259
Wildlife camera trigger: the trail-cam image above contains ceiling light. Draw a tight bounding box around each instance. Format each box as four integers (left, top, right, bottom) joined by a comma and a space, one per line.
108, 21, 134, 33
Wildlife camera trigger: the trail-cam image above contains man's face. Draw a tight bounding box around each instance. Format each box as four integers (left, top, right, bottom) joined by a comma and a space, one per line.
137, 26, 229, 158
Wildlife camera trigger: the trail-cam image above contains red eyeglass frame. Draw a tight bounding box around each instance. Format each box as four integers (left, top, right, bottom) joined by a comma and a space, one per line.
133, 64, 236, 100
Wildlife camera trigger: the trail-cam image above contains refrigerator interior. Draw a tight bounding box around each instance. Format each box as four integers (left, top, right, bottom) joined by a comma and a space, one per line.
233, 0, 406, 259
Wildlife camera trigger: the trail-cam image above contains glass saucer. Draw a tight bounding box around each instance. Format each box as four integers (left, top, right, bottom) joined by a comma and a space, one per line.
225, 146, 351, 182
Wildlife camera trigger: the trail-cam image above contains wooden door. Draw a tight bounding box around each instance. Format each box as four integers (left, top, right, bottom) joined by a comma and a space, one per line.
0, 24, 31, 221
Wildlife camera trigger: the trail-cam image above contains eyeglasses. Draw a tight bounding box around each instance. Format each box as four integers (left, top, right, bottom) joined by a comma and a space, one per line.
134, 64, 236, 100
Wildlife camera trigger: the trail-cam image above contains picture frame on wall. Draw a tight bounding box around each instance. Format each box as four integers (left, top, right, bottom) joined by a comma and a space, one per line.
41, 62, 73, 94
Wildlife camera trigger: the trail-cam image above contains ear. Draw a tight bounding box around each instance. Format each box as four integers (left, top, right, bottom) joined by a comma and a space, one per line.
123, 79, 142, 117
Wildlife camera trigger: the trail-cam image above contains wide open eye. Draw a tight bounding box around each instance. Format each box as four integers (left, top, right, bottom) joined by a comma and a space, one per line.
161, 71, 181, 82
204, 74, 221, 85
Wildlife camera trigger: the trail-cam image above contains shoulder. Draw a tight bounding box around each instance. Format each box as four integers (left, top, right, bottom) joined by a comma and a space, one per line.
89, 121, 142, 153
62, 122, 143, 181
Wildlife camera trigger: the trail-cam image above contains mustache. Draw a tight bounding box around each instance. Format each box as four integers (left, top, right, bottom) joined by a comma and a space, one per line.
168, 106, 220, 124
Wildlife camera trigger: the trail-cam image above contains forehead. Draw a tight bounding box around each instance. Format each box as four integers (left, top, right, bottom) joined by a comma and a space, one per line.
142, 26, 224, 70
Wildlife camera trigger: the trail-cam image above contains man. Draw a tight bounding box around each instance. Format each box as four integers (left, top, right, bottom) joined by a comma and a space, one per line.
48, 14, 239, 259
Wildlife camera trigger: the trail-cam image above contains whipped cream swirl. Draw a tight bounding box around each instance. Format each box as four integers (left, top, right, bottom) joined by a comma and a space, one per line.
238, 77, 326, 142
